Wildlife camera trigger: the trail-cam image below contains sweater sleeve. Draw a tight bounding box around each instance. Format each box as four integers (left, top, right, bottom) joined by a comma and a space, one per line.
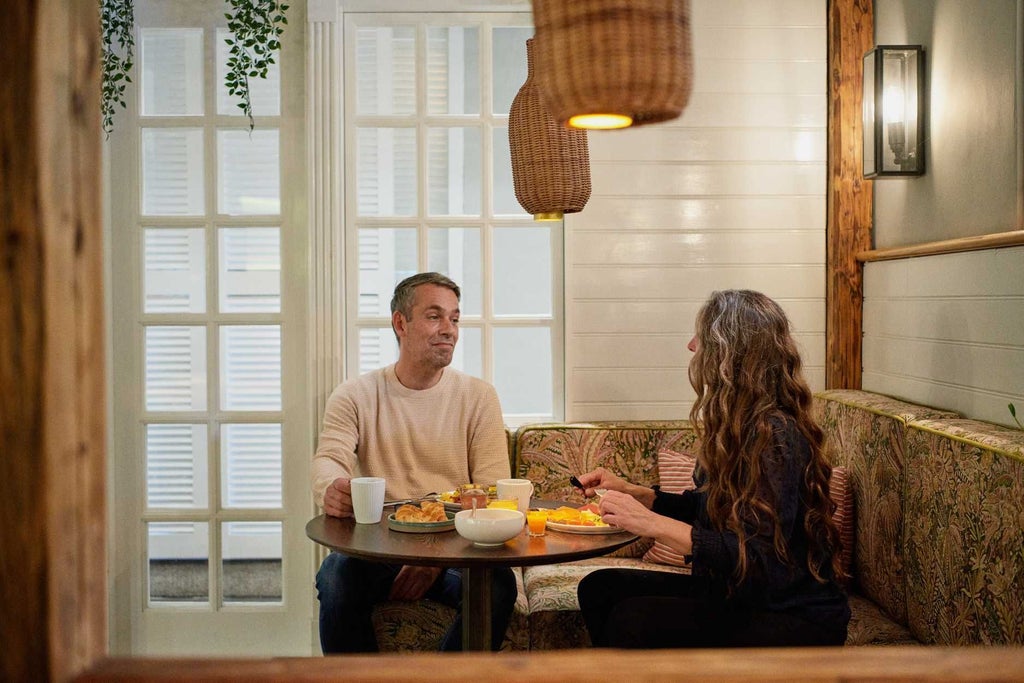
310, 384, 360, 508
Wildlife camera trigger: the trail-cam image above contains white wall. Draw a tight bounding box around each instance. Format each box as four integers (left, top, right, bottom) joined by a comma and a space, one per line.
864, 0, 1024, 428
564, 0, 827, 421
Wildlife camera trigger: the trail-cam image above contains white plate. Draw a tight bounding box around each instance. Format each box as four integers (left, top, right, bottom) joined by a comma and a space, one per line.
546, 520, 625, 535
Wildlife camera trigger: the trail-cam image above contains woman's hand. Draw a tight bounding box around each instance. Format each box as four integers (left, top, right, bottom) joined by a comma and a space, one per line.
576, 467, 629, 496
600, 490, 694, 554
577, 468, 656, 508
598, 490, 659, 535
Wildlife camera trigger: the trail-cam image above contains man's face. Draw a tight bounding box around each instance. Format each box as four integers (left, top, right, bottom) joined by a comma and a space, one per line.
395, 283, 460, 370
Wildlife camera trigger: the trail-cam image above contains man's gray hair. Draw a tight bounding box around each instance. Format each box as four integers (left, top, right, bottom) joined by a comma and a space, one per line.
390, 272, 461, 320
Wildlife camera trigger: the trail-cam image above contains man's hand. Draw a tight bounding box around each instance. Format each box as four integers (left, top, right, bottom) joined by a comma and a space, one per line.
388, 565, 442, 601
323, 477, 353, 518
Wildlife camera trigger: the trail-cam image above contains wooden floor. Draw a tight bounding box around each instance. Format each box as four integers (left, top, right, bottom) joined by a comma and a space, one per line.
79, 646, 1024, 682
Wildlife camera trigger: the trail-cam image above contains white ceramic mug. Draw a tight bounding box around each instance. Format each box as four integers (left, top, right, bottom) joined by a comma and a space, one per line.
350, 477, 386, 524
496, 478, 534, 514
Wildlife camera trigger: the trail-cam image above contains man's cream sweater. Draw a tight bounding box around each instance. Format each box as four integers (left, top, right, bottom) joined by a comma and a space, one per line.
311, 365, 510, 507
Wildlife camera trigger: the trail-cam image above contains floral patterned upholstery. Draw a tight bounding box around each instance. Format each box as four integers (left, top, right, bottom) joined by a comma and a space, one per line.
902, 421, 1024, 644
814, 390, 958, 627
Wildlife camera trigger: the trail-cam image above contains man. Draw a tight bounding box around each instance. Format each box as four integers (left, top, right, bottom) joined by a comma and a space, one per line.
311, 272, 515, 653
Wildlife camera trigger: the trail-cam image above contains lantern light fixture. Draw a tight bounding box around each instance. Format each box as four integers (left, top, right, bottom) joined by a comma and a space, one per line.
863, 45, 925, 177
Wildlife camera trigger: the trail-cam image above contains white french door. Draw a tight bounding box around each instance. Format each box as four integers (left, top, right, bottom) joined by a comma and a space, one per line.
108, 0, 313, 655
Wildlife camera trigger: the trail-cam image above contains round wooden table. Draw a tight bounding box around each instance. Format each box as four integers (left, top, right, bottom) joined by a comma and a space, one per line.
305, 506, 638, 651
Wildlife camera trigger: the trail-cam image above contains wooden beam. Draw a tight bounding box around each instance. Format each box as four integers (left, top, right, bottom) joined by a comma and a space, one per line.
0, 1, 107, 681
825, 0, 873, 389
858, 229, 1024, 262
78, 646, 1024, 682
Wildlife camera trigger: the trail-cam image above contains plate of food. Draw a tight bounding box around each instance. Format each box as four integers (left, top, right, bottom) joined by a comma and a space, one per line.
438, 484, 498, 512
387, 501, 455, 533
542, 505, 625, 535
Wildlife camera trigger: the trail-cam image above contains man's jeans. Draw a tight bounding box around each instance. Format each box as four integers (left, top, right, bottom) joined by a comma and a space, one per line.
315, 551, 517, 653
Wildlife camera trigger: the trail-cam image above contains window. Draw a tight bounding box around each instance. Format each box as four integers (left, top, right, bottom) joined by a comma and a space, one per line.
109, 0, 310, 654
343, 13, 562, 424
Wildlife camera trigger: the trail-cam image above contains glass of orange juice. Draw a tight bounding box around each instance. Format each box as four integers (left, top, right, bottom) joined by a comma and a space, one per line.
526, 509, 547, 536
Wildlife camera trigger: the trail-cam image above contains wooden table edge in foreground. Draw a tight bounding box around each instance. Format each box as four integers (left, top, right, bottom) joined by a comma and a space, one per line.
78, 646, 1024, 682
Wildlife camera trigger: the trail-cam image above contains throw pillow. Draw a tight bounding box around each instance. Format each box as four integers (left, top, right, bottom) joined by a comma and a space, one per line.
642, 449, 697, 568
829, 465, 855, 581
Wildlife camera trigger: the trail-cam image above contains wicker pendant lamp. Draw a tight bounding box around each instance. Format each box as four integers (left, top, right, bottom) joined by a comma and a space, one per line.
509, 38, 591, 221
531, 0, 694, 129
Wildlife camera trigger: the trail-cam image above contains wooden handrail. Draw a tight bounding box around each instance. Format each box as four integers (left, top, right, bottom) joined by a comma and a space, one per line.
857, 229, 1024, 262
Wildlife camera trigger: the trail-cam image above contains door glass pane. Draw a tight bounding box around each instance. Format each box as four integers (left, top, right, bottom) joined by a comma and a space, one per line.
222, 521, 282, 604
356, 26, 415, 115
221, 423, 282, 509
358, 227, 417, 316
452, 326, 482, 378
428, 127, 481, 216
217, 129, 280, 215
141, 28, 204, 116
146, 423, 209, 509
145, 326, 208, 411
358, 328, 398, 375
219, 325, 281, 411
427, 26, 479, 115
142, 128, 205, 216
493, 226, 552, 315
144, 228, 206, 313
357, 128, 417, 216
492, 27, 532, 115
218, 227, 280, 313
491, 127, 525, 216
494, 327, 552, 414
216, 28, 281, 116
148, 521, 209, 605
428, 227, 481, 316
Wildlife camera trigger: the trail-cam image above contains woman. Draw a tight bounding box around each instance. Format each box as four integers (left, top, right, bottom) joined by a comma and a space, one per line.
576, 289, 850, 648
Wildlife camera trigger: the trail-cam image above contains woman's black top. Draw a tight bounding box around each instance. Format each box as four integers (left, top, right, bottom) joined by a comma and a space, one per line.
651, 415, 851, 631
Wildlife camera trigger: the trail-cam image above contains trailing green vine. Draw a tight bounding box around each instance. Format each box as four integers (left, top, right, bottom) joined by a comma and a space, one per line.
1010, 403, 1023, 431
224, 0, 289, 131
100, 0, 134, 137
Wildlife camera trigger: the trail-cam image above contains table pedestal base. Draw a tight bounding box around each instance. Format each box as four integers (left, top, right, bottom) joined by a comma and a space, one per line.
461, 567, 492, 651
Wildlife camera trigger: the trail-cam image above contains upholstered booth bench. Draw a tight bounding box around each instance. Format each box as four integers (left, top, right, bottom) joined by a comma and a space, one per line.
369, 390, 1024, 651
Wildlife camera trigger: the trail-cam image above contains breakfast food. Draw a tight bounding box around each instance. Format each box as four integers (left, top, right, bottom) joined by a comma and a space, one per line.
440, 484, 498, 505
394, 500, 448, 523
543, 505, 609, 527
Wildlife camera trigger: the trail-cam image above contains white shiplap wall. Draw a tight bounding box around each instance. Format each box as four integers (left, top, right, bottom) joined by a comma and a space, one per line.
565, 0, 827, 421
862, 246, 1024, 428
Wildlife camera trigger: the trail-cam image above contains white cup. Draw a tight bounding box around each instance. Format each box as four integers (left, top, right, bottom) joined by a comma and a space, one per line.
350, 477, 386, 524
496, 478, 534, 514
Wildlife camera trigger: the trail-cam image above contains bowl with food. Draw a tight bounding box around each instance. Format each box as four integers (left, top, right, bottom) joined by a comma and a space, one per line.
454, 508, 525, 546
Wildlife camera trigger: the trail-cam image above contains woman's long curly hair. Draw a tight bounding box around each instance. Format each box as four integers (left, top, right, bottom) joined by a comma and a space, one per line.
688, 290, 844, 586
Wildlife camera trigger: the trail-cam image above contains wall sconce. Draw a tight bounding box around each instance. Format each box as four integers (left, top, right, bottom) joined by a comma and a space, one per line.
863, 45, 925, 177
530, 0, 693, 130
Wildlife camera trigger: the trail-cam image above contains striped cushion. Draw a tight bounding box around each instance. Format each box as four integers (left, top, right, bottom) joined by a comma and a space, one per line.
642, 449, 696, 567
830, 465, 855, 581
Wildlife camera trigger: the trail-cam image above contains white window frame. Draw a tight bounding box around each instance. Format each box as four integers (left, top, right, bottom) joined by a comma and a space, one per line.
325, 2, 563, 426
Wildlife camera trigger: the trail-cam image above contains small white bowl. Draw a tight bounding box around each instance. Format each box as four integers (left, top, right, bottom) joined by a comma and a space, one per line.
454, 508, 525, 546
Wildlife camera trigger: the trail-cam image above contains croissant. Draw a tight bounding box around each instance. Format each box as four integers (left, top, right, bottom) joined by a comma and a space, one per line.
394, 501, 447, 523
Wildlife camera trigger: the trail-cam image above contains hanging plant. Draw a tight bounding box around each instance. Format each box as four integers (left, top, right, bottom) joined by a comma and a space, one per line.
100, 0, 135, 137
224, 0, 289, 131
99, 0, 288, 135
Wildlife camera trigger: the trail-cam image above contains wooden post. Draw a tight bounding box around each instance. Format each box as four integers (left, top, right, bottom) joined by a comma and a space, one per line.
0, 1, 107, 680
826, 0, 874, 389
